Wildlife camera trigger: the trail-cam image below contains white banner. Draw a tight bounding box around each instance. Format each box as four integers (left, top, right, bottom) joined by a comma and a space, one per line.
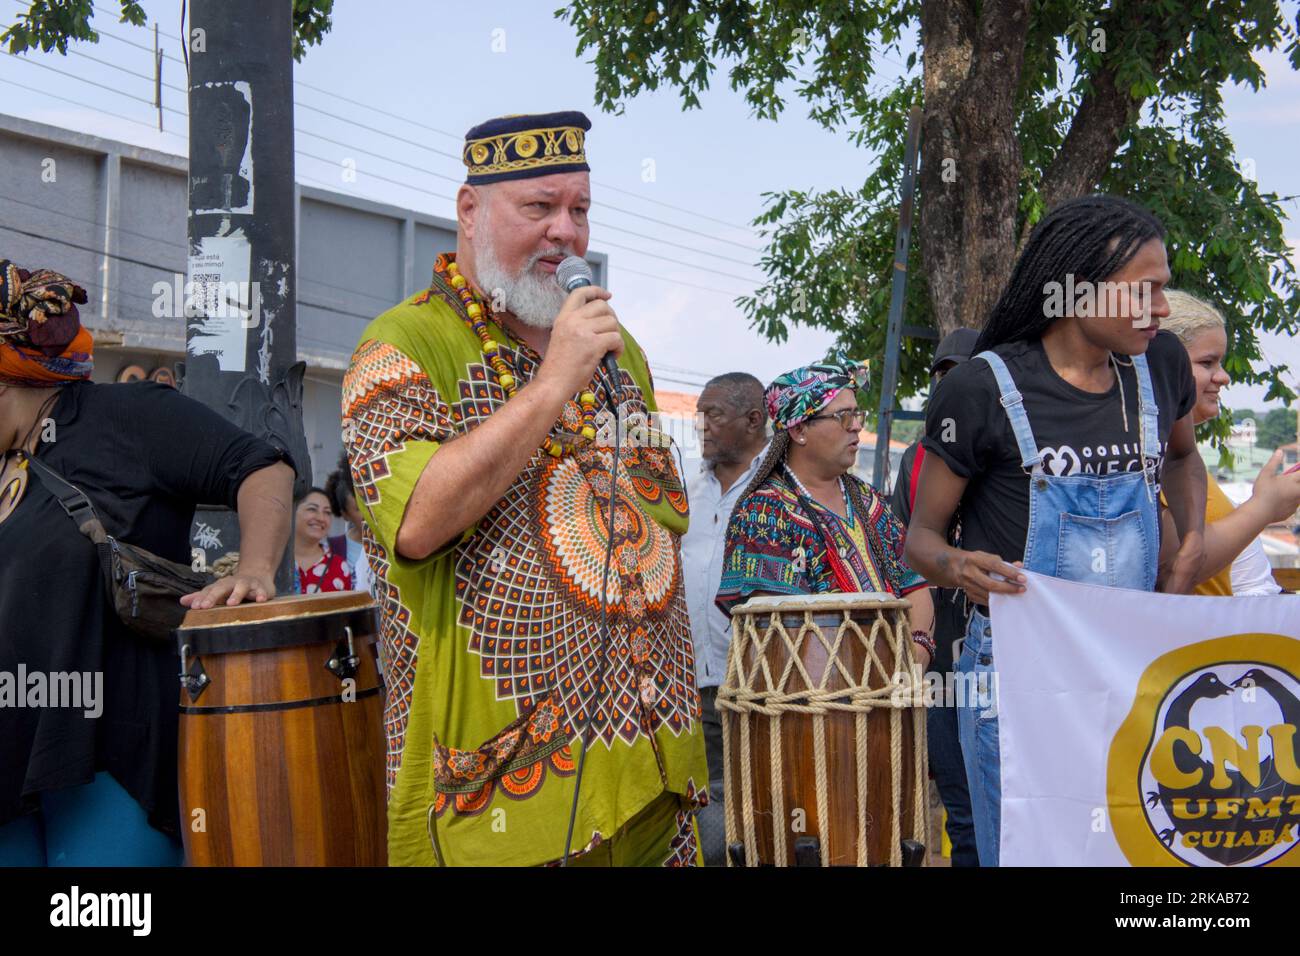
990, 571, 1300, 867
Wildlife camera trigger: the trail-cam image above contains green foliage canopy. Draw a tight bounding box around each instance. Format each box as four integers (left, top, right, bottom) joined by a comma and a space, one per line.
559, 0, 1300, 427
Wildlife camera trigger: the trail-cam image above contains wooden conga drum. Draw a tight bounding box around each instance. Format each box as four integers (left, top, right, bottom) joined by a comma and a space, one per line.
174, 592, 386, 866
718, 593, 927, 866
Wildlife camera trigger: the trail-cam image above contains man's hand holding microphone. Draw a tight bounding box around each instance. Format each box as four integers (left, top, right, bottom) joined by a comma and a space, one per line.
535, 256, 624, 400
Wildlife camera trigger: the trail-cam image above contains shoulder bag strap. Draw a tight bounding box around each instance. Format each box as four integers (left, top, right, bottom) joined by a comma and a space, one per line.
25, 454, 111, 544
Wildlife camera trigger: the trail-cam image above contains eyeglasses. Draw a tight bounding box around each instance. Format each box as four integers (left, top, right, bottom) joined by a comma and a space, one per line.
805, 408, 867, 431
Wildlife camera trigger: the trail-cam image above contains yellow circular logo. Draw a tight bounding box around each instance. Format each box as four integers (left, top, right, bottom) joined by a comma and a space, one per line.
469, 143, 490, 166
564, 129, 580, 152
514, 134, 538, 159
1108, 634, 1300, 867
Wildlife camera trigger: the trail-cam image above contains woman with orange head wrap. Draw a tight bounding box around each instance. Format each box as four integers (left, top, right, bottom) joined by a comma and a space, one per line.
0, 258, 296, 867
0, 259, 94, 386
0, 260, 94, 525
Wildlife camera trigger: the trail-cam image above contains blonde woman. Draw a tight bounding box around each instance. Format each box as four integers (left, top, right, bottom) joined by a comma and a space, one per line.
1159, 290, 1300, 594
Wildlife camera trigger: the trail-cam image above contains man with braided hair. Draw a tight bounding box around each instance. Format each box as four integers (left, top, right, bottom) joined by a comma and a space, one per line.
716, 354, 935, 670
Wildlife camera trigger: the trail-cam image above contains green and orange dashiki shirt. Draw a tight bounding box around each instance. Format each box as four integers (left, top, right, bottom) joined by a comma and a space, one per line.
341, 259, 707, 867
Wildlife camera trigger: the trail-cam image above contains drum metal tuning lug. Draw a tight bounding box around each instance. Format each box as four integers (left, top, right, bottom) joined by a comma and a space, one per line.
726, 843, 747, 868
326, 628, 360, 681
900, 839, 926, 867
179, 645, 210, 703
793, 836, 821, 867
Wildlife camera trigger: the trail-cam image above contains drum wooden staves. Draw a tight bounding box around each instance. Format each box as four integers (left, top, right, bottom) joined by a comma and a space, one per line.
718, 593, 928, 867
175, 592, 386, 866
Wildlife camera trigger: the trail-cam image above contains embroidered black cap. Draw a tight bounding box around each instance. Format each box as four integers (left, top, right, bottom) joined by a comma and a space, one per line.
462, 111, 592, 185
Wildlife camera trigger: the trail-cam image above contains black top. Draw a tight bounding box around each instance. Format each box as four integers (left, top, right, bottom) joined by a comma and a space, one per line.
920, 331, 1196, 566
891, 441, 966, 673
0, 381, 287, 835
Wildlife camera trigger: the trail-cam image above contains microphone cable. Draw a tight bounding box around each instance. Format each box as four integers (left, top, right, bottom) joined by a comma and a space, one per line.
561, 372, 622, 864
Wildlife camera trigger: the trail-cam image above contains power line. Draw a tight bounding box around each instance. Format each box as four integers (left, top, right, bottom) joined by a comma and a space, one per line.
6, 50, 188, 118
95, 21, 184, 64
4, 49, 155, 105
294, 98, 461, 162
0, 72, 186, 142
9, 48, 764, 267
25, 34, 765, 255
649, 374, 708, 391
294, 148, 762, 286
299, 298, 372, 321
0, 219, 378, 323
0, 189, 186, 252
613, 263, 747, 298
587, 236, 759, 285
298, 174, 751, 301
654, 361, 721, 379
0, 219, 177, 272
294, 173, 755, 301
292, 101, 763, 253
0, 188, 395, 310
295, 125, 760, 266
291, 78, 759, 233
9, 31, 767, 261
67, 44, 175, 90
27, 2, 766, 238
4, 51, 765, 290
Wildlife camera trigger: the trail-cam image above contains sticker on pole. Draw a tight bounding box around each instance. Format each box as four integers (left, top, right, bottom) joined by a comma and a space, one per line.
187, 234, 254, 372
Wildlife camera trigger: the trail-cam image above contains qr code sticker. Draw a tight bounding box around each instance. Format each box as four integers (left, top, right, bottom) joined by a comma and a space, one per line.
191, 273, 222, 314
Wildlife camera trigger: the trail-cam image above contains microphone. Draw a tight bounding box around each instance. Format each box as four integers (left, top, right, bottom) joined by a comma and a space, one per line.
556, 255, 620, 385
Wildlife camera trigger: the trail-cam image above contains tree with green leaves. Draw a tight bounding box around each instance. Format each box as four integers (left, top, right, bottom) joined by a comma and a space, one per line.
559, 0, 1300, 426
3, 0, 334, 60
1235, 406, 1300, 447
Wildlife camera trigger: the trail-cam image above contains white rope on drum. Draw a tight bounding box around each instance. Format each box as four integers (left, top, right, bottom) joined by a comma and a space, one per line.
717, 596, 926, 868
855, 709, 868, 868
769, 712, 787, 866
812, 712, 830, 868
721, 693, 737, 865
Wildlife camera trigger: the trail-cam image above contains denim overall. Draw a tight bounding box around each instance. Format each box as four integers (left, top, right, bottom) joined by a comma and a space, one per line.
957, 350, 1161, 866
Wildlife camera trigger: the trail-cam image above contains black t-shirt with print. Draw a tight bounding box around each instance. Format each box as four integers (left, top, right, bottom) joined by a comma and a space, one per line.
920, 330, 1196, 566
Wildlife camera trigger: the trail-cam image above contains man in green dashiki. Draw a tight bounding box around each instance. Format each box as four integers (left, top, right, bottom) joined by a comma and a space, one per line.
716, 355, 937, 669
341, 111, 707, 867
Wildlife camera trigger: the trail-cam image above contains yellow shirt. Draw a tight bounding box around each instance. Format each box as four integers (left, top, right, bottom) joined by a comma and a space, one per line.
1192, 473, 1237, 596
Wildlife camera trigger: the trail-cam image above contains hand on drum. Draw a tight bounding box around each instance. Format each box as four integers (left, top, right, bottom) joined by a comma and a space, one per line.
181, 568, 276, 610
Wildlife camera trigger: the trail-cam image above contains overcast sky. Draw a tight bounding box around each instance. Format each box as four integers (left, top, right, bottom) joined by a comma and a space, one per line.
1, 0, 1296, 407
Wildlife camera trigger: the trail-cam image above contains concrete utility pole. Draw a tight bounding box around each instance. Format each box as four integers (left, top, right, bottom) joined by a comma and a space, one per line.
183, 0, 308, 591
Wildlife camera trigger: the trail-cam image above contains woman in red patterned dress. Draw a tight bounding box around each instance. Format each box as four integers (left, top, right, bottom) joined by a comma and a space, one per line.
293, 487, 353, 593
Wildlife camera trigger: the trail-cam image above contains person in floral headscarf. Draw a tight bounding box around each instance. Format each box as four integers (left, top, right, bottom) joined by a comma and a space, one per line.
715, 353, 935, 668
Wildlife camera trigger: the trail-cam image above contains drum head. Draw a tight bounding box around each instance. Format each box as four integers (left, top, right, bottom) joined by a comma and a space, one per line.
731, 592, 908, 615
177, 590, 374, 629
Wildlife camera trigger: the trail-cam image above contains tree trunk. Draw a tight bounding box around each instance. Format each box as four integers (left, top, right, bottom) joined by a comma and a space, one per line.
918, 0, 1032, 337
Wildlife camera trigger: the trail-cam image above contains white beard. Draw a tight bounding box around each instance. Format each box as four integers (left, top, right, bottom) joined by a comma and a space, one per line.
473, 234, 571, 330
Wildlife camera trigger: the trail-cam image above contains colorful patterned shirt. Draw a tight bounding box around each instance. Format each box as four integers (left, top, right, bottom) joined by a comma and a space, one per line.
716, 469, 925, 615
342, 257, 707, 867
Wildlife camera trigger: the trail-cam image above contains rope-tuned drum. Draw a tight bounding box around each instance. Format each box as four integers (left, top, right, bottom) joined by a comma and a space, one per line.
718, 593, 928, 867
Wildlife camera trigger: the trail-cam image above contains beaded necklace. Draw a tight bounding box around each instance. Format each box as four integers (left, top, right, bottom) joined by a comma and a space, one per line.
439, 258, 598, 458
783, 463, 852, 524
